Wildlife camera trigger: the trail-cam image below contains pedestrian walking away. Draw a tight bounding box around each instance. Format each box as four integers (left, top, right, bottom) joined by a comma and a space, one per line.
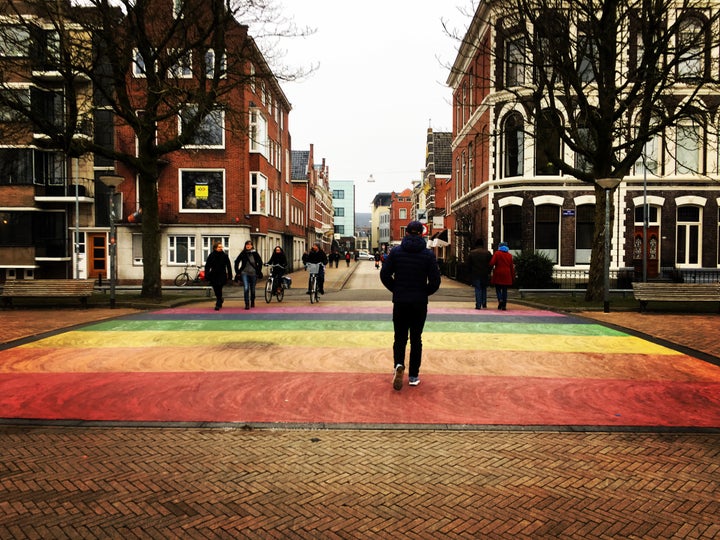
468, 238, 492, 309
305, 243, 328, 295
204, 241, 233, 310
345, 251, 351, 266
380, 220, 441, 390
489, 241, 515, 310
234, 240, 263, 310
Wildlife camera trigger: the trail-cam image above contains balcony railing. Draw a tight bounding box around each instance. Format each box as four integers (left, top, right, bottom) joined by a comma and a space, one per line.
37, 177, 95, 198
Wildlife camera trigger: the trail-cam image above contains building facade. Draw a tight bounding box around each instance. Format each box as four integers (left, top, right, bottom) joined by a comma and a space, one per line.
0, 0, 327, 285
447, 1, 720, 283
0, 0, 98, 281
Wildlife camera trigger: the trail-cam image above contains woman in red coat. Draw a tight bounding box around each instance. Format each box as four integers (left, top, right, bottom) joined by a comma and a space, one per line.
489, 241, 515, 310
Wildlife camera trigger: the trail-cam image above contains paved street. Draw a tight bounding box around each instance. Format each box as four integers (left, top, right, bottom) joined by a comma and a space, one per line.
1, 261, 718, 538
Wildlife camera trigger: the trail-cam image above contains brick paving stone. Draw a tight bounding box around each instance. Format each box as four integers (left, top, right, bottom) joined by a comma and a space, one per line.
0, 427, 718, 538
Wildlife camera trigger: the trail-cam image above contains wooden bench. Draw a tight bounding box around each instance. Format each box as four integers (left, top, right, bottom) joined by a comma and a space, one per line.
519, 288, 633, 298
632, 282, 720, 312
1, 279, 96, 308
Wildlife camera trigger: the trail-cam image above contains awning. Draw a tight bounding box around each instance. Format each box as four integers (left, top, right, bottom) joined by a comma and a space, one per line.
428, 229, 449, 248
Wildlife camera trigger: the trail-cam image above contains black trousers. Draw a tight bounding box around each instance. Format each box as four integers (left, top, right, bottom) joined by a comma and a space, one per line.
392, 302, 428, 378
211, 282, 224, 305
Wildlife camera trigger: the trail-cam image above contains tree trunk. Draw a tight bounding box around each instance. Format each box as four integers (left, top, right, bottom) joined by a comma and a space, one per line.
139, 173, 162, 299
586, 183, 611, 302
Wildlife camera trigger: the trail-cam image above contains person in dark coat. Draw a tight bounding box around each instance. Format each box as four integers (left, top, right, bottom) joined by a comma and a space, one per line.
267, 245, 288, 294
467, 238, 493, 309
234, 240, 263, 310
489, 241, 515, 310
204, 241, 232, 311
380, 221, 441, 390
305, 243, 328, 294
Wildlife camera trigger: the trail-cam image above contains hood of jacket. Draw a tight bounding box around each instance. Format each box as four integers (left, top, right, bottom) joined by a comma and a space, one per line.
400, 234, 426, 253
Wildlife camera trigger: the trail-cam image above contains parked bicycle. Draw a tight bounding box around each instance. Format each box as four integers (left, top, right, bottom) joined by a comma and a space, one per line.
306, 262, 324, 304
264, 263, 288, 303
174, 264, 205, 286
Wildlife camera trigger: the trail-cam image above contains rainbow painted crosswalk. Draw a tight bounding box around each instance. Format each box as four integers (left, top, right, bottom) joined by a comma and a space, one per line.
1, 304, 719, 427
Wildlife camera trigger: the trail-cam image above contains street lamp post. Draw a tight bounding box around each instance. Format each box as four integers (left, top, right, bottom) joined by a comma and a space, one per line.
99, 175, 124, 309
597, 177, 622, 313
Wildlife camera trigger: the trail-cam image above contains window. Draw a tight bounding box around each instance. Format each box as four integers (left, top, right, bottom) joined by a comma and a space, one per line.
132, 49, 148, 77
249, 109, 268, 158
634, 204, 659, 225
38, 30, 61, 70
575, 114, 597, 173
168, 50, 192, 78
676, 205, 701, 266
577, 32, 596, 83
173, 0, 184, 18
503, 113, 524, 177
575, 204, 595, 264
505, 36, 525, 87
0, 88, 30, 121
0, 25, 30, 57
250, 172, 267, 214
0, 149, 33, 185
168, 235, 195, 265
132, 234, 143, 265
334, 207, 345, 217
535, 110, 561, 175
204, 49, 226, 79
179, 170, 225, 212
399, 208, 407, 219
635, 127, 660, 176
333, 190, 344, 199
201, 236, 229, 262
675, 120, 701, 174
535, 204, 560, 262
31, 88, 64, 130
94, 109, 115, 168
677, 16, 705, 79
501, 205, 522, 251
335, 225, 345, 235
0, 212, 32, 246
180, 105, 224, 148
35, 151, 65, 186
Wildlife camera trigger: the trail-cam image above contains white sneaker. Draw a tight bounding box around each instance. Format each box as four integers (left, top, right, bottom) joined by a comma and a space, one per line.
408, 377, 420, 386
392, 364, 404, 391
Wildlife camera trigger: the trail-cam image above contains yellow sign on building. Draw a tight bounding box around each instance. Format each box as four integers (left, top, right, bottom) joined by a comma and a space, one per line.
195, 184, 209, 199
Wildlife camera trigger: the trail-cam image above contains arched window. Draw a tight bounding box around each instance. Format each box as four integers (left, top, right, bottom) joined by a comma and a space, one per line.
503, 112, 524, 177
535, 110, 561, 176
677, 16, 706, 80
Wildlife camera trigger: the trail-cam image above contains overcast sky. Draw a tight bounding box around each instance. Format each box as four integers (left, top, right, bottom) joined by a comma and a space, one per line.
277, 1, 471, 213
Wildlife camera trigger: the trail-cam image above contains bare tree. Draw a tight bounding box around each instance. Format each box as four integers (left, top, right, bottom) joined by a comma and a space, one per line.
0, 0, 310, 298
448, 0, 720, 300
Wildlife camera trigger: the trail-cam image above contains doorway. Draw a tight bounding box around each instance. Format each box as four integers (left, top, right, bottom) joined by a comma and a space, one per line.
633, 226, 660, 279
87, 233, 107, 281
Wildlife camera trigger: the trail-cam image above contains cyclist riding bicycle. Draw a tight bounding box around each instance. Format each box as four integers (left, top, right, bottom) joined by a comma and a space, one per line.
268, 245, 288, 294
305, 242, 328, 295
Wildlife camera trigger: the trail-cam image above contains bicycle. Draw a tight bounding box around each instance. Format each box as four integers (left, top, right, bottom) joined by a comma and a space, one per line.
264, 263, 287, 303
306, 262, 323, 304
174, 264, 204, 286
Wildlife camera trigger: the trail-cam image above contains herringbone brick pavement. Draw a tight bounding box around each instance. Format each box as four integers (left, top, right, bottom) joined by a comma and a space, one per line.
1, 426, 718, 538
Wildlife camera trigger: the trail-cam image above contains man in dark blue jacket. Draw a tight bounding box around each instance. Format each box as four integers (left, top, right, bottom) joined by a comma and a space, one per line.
380, 221, 441, 390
